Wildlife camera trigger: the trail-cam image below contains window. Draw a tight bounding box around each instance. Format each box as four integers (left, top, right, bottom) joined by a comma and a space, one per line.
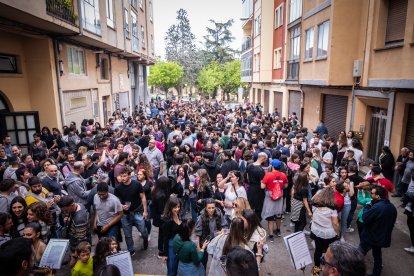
317, 21, 329, 57
254, 14, 261, 36
304, 28, 314, 59
151, 34, 154, 55
100, 56, 109, 80
67, 46, 86, 75
81, 0, 101, 35
124, 9, 130, 38
130, 0, 137, 9
149, 1, 153, 22
106, 0, 114, 28
289, 0, 302, 23
0, 54, 18, 73
131, 11, 139, 52
273, 48, 282, 69
288, 25, 301, 79
141, 26, 146, 49
385, 0, 408, 45
0, 112, 40, 148
275, 4, 283, 29
70, 97, 87, 109
139, 0, 144, 10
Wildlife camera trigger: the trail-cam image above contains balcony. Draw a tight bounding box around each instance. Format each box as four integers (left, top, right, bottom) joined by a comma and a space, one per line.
241, 37, 252, 53
46, 0, 76, 25
287, 61, 299, 80
242, 0, 253, 19
241, 51, 252, 82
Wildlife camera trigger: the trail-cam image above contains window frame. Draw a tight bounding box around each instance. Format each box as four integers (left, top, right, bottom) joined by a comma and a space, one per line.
124, 8, 130, 38
81, 0, 101, 35
273, 48, 282, 69
149, 1, 153, 22
131, 11, 139, 52
67, 46, 86, 76
289, 0, 302, 23
0, 54, 18, 73
275, 4, 284, 29
317, 21, 329, 58
254, 14, 261, 37
141, 25, 146, 49
304, 27, 314, 60
106, 0, 115, 28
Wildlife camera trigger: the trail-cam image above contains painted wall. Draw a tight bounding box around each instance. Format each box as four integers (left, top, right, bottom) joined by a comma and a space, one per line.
259, 0, 274, 83
272, 0, 286, 80
391, 92, 414, 156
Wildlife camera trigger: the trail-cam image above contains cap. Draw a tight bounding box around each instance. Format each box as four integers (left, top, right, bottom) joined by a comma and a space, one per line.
258, 141, 265, 149
271, 159, 282, 169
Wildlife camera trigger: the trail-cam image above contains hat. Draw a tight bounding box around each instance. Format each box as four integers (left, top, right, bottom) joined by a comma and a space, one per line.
258, 141, 265, 149
271, 159, 282, 169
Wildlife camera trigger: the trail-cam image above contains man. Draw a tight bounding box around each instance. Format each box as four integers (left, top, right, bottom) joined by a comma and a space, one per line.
2, 156, 19, 180
41, 164, 63, 196
227, 131, 239, 150
0, 212, 13, 246
394, 147, 409, 197
0, 179, 16, 213
321, 240, 366, 276
2, 135, 12, 158
59, 196, 90, 251
167, 124, 182, 144
25, 176, 50, 206
81, 154, 99, 189
138, 129, 151, 150
359, 185, 397, 276
220, 150, 239, 178
399, 151, 414, 199
93, 182, 123, 239
11, 145, 22, 161
246, 152, 266, 219
201, 152, 220, 182
366, 166, 394, 199
143, 139, 164, 181
253, 141, 272, 167
321, 142, 333, 171
315, 120, 328, 139
318, 165, 339, 188
65, 161, 90, 205
0, 237, 34, 276
261, 159, 288, 241
62, 152, 76, 178
115, 167, 148, 255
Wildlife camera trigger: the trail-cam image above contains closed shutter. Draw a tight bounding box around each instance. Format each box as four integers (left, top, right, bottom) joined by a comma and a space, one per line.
322, 94, 348, 139
257, 89, 262, 103
264, 90, 270, 113
385, 0, 408, 44
274, 91, 283, 115
405, 104, 414, 150
288, 90, 301, 117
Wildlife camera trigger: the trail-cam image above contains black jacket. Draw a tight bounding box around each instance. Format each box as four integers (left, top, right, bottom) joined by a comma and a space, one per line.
220, 159, 239, 178
201, 161, 220, 182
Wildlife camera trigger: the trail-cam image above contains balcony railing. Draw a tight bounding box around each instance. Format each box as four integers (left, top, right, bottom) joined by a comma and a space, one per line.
242, 0, 253, 19
241, 37, 252, 52
287, 61, 299, 80
46, 0, 76, 24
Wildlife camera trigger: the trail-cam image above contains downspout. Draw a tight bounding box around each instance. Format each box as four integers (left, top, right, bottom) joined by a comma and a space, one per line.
299, 87, 304, 126
77, 0, 84, 36
121, 0, 126, 52
109, 54, 114, 121
349, 79, 356, 131
53, 38, 66, 127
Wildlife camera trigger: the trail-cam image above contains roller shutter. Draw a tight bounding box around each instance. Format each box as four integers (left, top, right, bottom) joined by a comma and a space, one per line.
405, 104, 414, 150
322, 94, 348, 139
273, 91, 283, 115
288, 90, 301, 118
264, 90, 270, 113
385, 0, 408, 44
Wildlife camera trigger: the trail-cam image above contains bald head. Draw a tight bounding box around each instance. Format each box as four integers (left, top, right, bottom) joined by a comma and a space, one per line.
73, 161, 85, 173
47, 164, 58, 178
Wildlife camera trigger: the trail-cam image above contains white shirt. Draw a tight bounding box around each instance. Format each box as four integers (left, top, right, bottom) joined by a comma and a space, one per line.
311, 206, 338, 239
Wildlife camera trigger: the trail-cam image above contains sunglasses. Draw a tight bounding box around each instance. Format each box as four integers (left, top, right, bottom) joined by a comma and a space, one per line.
320, 255, 336, 268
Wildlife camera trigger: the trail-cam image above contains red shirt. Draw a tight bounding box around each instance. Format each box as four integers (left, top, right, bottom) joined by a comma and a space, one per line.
366, 177, 394, 199
334, 191, 344, 212
262, 171, 288, 191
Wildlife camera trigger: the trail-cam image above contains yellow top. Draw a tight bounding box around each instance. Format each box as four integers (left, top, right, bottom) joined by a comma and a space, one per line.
25, 187, 49, 206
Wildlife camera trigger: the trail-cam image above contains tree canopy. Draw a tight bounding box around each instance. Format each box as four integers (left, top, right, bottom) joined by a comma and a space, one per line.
221, 60, 241, 97
148, 62, 183, 91
197, 62, 223, 96
203, 19, 236, 64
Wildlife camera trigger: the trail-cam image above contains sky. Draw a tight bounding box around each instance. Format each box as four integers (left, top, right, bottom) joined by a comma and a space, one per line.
153, 0, 243, 60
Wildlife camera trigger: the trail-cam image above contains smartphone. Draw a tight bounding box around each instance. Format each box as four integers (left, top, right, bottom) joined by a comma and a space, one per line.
204, 235, 212, 242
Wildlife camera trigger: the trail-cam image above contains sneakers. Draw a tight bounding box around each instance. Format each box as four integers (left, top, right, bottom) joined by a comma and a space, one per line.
340, 237, 345, 242
157, 253, 163, 259
268, 235, 274, 242
346, 227, 355, 233
143, 239, 149, 250
404, 246, 414, 253
276, 229, 281, 237
130, 250, 136, 257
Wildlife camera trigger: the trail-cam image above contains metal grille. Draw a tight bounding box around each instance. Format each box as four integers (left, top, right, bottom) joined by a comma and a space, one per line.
367, 109, 387, 161
273, 91, 283, 115
288, 90, 301, 117
322, 94, 348, 139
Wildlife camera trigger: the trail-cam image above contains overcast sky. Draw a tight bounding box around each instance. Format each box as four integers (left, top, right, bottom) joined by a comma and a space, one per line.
153, 0, 243, 60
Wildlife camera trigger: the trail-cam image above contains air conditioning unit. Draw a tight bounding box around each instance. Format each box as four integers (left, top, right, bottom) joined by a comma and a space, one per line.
353, 60, 362, 77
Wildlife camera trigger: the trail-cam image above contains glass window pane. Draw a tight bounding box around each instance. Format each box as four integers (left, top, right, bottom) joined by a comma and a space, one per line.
26, 115, 36, 128
28, 130, 36, 143
7, 132, 16, 144
16, 116, 25, 129
5, 116, 14, 130
18, 131, 27, 144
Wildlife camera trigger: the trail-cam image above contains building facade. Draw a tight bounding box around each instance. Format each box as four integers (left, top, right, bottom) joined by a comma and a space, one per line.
242, 0, 414, 161
0, 0, 155, 151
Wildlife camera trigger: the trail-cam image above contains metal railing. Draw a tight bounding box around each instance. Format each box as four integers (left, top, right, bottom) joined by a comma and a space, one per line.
46, 0, 76, 24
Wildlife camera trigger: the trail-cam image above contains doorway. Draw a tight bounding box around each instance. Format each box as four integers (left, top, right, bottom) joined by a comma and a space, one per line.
367, 107, 387, 161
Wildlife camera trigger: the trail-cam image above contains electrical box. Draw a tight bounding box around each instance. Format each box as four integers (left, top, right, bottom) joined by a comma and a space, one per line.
353, 60, 362, 77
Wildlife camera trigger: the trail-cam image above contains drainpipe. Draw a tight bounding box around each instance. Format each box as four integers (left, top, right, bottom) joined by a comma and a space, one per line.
299, 87, 304, 126
349, 80, 356, 131
77, 0, 84, 36
53, 38, 66, 127
109, 54, 114, 120
121, 0, 127, 52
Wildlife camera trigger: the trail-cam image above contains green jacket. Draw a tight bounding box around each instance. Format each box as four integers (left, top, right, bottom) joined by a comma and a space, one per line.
173, 234, 204, 265
357, 190, 372, 223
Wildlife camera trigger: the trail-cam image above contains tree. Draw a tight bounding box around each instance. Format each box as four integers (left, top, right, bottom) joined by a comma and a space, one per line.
197, 62, 224, 98
164, 9, 200, 92
221, 60, 241, 101
148, 62, 183, 92
203, 19, 236, 63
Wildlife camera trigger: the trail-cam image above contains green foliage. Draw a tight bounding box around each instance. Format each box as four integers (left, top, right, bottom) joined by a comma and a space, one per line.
197, 62, 224, 94
221, 60, 241, 96
203, 19, 236, 63
148, 62, 183, 91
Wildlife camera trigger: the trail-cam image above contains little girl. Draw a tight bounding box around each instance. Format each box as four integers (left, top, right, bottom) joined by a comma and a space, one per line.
71, 241, 93, 276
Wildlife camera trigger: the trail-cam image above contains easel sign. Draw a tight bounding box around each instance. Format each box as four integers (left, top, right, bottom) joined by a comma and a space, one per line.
283, 231, 313, 271
106, 251, 134, 276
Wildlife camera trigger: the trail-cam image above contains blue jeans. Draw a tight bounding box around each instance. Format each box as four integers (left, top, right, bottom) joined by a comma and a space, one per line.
167, 239, 179, 276
347, 198, 358, 228
121, 211, 148, 252
99, 224, 119, 239
340, 204, 351, 236
154, 167, 160, 184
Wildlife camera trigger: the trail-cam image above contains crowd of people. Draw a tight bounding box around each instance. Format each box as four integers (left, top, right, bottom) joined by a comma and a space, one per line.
0, 97, 413, 276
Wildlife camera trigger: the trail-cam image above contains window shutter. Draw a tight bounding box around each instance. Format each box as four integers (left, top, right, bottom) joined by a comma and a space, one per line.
385, 0, 408, 44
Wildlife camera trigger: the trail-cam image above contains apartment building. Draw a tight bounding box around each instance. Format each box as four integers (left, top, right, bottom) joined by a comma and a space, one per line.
242, 0, 414, 160
0, 0, 155, 151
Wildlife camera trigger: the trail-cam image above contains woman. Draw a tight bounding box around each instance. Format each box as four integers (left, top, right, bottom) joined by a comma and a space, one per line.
310, 188, 339, 275
337, 132, 348, 167
9, 196, 28, 238
232, 197, 251, 219
212, 173, 226, 214
291, 172, 312, 232
161, 195, 182, 276
40, 126, 56, 151
94, 237, 115, 274
23, 222, 46, 267
173, 219, 208, 276
338, 169, 354, 240
379, 146, 395, 181
37, 158, 65, 182
287, 153, 301, 172
176, 166, 196, 221
242, 209, 267, 253
29, 133, 48, 162
27, 202, 52, 243
194, 132, 204, 153
207, 217, 263, 276
137, 169, 154, 237
195, 198, 226, 268
195, 169, 213, 215
136, 154, 154, 182
218, 171, 247, 225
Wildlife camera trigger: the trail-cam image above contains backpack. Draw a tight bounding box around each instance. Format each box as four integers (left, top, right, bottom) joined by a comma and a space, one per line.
270, 174, 283, 201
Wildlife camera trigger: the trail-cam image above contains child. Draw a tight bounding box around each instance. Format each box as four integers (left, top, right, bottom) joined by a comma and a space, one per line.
110, 236, 119, 254
71, 241, 93, 276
